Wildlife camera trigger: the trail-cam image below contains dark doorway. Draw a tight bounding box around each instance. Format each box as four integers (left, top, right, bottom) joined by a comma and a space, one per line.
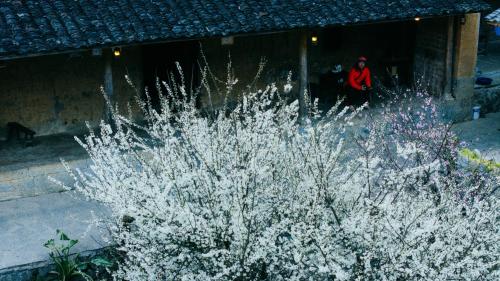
312, 21, 417, 108
142, 41, 200, 110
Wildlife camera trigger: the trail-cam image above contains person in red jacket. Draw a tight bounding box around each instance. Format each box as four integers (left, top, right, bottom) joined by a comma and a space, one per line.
347, 56, 372, 106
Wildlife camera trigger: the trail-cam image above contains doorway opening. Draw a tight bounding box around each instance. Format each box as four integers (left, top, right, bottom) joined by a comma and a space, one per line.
142, 41, 200, 111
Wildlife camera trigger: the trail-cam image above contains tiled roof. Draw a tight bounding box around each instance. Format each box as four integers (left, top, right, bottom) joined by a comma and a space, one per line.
485, 8, 500, 24
0, 0, 490, 59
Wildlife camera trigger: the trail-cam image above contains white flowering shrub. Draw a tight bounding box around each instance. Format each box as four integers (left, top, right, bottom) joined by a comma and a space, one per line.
347, 89, 499, 280
62, 65, 499, 280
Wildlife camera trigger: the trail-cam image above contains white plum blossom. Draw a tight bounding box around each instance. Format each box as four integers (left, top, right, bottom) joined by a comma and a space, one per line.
61, 65, 499, 281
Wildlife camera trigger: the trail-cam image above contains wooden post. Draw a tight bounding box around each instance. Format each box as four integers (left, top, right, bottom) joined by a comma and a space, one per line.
452, 13, 480, 101
104, 51, 114, 123
444, 16, 455, 98
298, 31, 308, 118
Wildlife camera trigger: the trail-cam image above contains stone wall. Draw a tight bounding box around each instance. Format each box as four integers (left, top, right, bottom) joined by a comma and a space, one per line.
474, 86, 500, 114
0, 46, 143, 140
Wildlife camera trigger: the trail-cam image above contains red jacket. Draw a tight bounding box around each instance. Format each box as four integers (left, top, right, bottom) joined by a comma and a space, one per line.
348, 67, 372, 91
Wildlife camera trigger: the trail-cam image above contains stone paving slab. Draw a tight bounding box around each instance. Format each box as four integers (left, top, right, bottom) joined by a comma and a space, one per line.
0, 192, 110, 273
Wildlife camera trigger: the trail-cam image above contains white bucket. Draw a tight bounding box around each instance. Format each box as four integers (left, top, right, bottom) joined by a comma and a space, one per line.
472, 106, 481, 120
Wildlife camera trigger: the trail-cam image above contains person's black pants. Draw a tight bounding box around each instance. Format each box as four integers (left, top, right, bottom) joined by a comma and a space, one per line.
346, 88, 370, 107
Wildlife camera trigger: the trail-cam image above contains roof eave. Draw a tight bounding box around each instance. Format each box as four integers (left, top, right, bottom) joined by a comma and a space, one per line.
0, 9, 491, 61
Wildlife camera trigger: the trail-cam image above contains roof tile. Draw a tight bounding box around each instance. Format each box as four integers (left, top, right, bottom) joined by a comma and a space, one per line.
485, 8, 500, 24
0, 0, 490, 59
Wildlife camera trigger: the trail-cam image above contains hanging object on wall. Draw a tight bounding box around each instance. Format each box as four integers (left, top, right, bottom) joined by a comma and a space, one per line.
113, 47, 122, 57
221, 36, 234, 45
92, 48, 102, 56
6, 122, 36, 145
485, 8, 500, 37
311, 33, 318, 45
460, 15, 466, 25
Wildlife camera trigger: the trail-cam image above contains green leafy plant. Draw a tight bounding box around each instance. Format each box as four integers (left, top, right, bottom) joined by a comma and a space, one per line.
43, 230, 95, 281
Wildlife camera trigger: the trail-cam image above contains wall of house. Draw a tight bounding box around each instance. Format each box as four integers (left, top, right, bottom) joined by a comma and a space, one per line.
200, 21, 417, 108
0, 15, 473, 139
413, 17, 450, 95
412, 14, 482, 121
200, 31, 300, 107
201, 16, 480, 121
309, 23, 416, 85
0, 47, 143, 140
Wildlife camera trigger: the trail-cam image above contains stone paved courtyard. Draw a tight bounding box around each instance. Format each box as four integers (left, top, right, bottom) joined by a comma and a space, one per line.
0, 192, 109, 280
453, 112, 500, 163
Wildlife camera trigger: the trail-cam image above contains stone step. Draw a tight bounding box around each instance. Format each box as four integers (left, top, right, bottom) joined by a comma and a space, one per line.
0, 248, 105, 281
474, 84, 500, 115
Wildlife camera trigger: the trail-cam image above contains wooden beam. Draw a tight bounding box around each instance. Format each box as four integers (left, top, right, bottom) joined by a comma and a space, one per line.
298, 31, 308, 118
104, 51, 114, 122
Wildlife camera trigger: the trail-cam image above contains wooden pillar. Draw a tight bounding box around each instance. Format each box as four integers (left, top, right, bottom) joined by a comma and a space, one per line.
298, 31, 308, 118
104, 50, 114, 122
452, 13, 480, 100
446, 13, 481, 121
444, 16, 455, 98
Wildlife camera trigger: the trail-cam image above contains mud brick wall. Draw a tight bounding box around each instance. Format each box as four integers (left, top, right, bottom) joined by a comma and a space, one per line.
201, 21, 418, 108
0, 47, 143, 139
413, 17, 449, 95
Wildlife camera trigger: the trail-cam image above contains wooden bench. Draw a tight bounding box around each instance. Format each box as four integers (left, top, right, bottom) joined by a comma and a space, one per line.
7, 122, 36, 141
